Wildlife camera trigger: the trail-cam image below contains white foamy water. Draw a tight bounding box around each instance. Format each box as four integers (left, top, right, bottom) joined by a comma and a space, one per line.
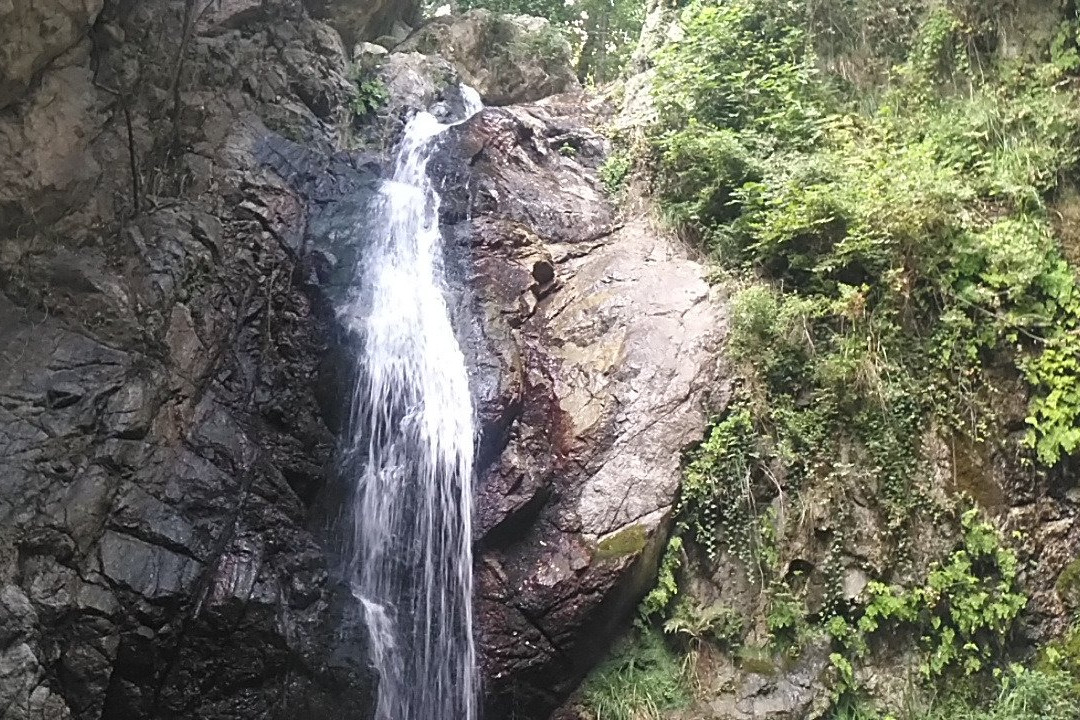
339, 89, 482, 720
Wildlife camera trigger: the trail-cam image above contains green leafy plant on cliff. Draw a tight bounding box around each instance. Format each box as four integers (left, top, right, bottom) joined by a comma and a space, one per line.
628, 3, 1080, 712
822, 509, 1027, 717
640, 536, 684, 619
350, 76, 390, 118
676, 405, 760, 566
855, 510, 1026, 679
648, 0, 1080, 481
600, 148, 633, 195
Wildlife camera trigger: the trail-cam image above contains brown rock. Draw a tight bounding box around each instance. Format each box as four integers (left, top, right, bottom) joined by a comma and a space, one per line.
438, 100, 728, 718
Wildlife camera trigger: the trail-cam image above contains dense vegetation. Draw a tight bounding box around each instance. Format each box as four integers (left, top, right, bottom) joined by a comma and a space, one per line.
582, 0, 1080, 718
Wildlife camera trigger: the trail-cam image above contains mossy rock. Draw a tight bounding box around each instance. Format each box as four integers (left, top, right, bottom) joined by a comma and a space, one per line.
596, 524, 648, 560
1056, 557, 1080, 608
736, 645, 780, 677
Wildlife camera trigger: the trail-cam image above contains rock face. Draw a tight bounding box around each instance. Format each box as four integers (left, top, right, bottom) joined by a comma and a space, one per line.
433, 97, 727, 717
303, 0, 421, 47
0, 0, 104, 109
400, 10, 581, 105
0, 0, 381, 718
2, 2, 726, 719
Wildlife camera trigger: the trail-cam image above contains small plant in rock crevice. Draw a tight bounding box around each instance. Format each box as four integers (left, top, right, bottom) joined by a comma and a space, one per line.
350, 75, 389, 119
600, 148, 633, 195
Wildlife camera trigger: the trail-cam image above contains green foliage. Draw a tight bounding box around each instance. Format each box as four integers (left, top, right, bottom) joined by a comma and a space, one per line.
651, 0, 825, 231
640, 536, 684, 619
677, 405, 759, 564
458, 0, 576, 24
958, 666, 1080, 720
599, 148, 633, 195
626, 2, 1080, 714
458, 0, 645, 84
855, 510, 1026, 679
765, 580, 810, 648
505, 21, 575, 67
663, 598, 744, 648
575, 0, 647, 84
1039, 620, 1080, 683
834, 665, 1080, 720
654, 0, 823, 141
648, 6, 1080, 574
580, 626, 693, 720
351, 76, 389, 118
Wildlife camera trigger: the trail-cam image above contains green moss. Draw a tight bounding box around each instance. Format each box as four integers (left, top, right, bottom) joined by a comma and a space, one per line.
735, 645, 780, 677
596, 524, 648, 560
1056, 558, 1080, 608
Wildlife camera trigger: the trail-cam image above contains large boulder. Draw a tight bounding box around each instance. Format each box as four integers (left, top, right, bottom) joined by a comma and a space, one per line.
0, 0, 103, 109
399, 10, 581, 105
435, 96, 728, 718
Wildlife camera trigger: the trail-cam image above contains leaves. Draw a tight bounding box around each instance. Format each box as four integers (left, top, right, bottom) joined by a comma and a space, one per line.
853, 511, 1026, 681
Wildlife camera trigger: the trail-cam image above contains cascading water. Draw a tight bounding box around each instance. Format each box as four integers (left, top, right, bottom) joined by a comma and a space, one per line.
339, 87, 484, 720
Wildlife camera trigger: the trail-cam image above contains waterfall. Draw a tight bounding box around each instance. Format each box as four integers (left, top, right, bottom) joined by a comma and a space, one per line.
340, 87, 483, 720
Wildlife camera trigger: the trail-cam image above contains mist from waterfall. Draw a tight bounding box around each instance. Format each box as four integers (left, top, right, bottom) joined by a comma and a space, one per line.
339, 86, 483, 720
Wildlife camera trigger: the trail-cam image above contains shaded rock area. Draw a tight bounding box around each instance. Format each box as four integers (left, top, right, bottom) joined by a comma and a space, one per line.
0, 0, 384, 718
400, 10, 581, 105
433, 98, 728, 718
304, 0, 421, 48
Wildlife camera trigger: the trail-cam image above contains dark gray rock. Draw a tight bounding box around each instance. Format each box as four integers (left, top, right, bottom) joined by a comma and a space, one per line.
303, 0, 421, 47
0, 1, 382, 718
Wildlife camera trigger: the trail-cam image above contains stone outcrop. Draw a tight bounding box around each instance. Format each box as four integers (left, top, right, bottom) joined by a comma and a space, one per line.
0, 0, 382, 718
433, 97, 728, 717
0, 0, 104, 109
399, 10, 581, 105
303, 0, 421, 48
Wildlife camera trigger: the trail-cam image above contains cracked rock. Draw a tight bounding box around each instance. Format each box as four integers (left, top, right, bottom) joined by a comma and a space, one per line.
436, 97, 729, 718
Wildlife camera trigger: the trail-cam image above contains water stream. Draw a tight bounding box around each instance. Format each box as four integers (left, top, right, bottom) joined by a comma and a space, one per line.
339, 88, 483, 720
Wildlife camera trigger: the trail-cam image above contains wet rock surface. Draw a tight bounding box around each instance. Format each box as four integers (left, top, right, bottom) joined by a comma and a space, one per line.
0, 0, 379, 718
435, 98, 728, 718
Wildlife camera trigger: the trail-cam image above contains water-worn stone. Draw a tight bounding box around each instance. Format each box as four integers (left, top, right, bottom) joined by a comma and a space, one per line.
436, 96, 728, 718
